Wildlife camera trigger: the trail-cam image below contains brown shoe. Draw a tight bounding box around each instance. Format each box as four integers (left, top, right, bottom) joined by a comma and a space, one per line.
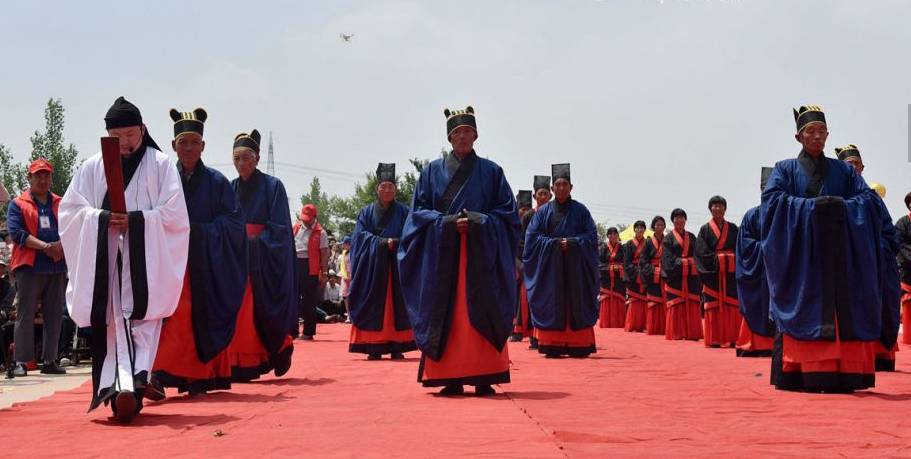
112, 391, 138, 423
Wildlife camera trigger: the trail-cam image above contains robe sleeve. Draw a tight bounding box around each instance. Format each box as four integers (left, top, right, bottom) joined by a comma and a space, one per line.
694, 225, 718, 279
348, 205, 392, 331
187, 173, 248, 361
248, 178, 298, 352
463, 166, 521, 349
127, 156, 190, 321
639, 242, 656, 286
59, 159, 107, 328
398, 166, 454, 358
735, 208, 773, 336
522, 207, 559, 328
897, 217, 911, 277
623, 242, 638, 284
660, 237, 680, 280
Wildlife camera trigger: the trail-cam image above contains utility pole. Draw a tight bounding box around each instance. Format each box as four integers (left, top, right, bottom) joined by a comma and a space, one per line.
267, 131, 275, 176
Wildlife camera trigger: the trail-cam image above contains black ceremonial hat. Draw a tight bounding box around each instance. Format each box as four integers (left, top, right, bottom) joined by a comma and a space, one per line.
105, 96, 143, 129
533, 175, 550, 192
793, 105, 826, 133
551, 163, 571, 183
170, 107, 207, 139
376, 162, 396, 184
233, 129, 261, 154
834, 144, 861, 161
444, 106, 477, 139
517, 190, 533, 208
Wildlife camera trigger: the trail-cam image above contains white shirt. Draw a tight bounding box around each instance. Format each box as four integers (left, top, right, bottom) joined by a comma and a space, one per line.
324, 282, 341, 302
295, 223, 329, 259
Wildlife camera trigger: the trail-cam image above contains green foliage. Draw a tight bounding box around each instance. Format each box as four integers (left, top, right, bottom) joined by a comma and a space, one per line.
596, 221, 608, 242
29, 99, 82, 197
0, 145, 26, 200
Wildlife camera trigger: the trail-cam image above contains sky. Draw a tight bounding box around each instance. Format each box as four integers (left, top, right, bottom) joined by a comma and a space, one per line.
1, 0, 910, 228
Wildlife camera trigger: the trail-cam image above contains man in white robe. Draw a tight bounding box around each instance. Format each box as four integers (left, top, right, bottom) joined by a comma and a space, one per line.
59, 97, 189, 422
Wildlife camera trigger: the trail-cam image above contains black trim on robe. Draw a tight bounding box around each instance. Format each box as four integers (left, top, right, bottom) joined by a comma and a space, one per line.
89, 210, 112, 412
154, 370, 231, 394
423, 217, 459, 361
187, 222, 216, 361
437, 152, 477, 213
417, 354, 510, 387
127, 211, 149, 320
797, 149, 828, 198
348, 341, 418, 355
814, 196, 855, 341
538, 344, 596, 357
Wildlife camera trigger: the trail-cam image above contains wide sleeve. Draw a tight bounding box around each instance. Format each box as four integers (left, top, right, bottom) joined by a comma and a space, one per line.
348, 205, 392, 330
59, 159, 107, 327
694, 225, 718, 279
397, 165, 459, 358
187, 173, 248, 361
623, 242, 638, 284
128, 157, 190, 321
248, 178, 298, 352
660, 237, 680, 280
522, 207, 558, 327
897, 217, 911, 276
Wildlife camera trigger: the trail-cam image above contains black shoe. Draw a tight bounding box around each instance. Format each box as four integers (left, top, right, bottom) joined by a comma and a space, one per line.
112, 391, 138, 423
528, 337, 539, 350
40, 361, 67, 375
439, 385, 464, 396
474, 385, 496, 396
508, 334, 522, 342
144, 375, 166, 401
300, 335, 314, 341
12, 363, 27, 377
271, 346, 294, 377
367, 353, 382, 361
390, 352, 405, 360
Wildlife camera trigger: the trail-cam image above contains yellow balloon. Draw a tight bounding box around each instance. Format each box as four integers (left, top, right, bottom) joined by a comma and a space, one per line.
870, 182, 886, 198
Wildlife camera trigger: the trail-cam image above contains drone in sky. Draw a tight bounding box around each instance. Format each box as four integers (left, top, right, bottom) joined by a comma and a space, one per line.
340, 33, 354, 42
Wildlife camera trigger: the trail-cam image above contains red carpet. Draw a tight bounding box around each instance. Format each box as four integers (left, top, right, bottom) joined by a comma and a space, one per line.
3, 325, 911, 457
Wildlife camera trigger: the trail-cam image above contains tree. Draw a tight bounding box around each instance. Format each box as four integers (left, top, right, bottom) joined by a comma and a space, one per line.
0, 98, 80, 220
0, 145, 26, 201
28, 99, 81, 197
299, 177, 336, 235
596, 222, 608, 242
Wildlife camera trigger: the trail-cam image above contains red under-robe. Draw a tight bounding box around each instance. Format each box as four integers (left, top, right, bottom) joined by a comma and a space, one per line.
153, 275, 231, 393
349, 271, 417, 355
225, 224, 293, 381
419, 231, 510, 386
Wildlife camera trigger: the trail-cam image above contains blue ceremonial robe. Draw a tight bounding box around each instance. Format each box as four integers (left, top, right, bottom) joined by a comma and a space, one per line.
232, 169, 297, 355
348, 201, 410, 331
182, 162, 248, 362
398, 151, 520, 361
760, 151, 900, 347
523, 198, 600, 330
735, 206, 774, 338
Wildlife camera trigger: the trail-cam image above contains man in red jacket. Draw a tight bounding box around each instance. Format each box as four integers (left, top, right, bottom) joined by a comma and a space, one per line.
294, 204, 329, 340
7, 159, 67, 376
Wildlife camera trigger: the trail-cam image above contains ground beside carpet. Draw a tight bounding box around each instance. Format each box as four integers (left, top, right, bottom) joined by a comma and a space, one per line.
2, 325, 910, 457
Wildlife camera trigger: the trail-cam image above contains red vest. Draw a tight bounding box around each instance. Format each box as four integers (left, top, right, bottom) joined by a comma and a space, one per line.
10, 190, 62, 271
